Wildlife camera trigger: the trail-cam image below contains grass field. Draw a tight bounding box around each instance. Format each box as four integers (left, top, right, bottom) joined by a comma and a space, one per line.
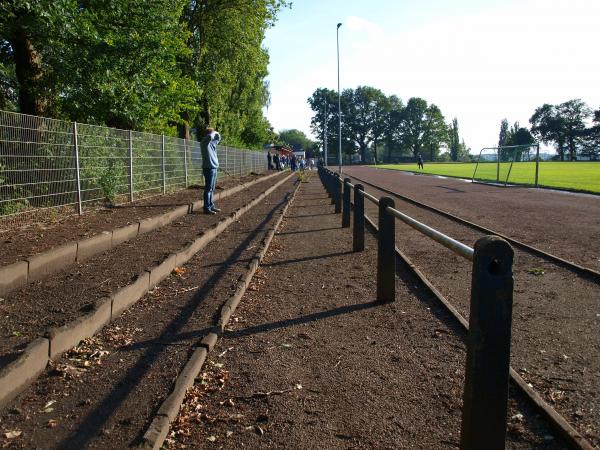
377, 161, 600, 194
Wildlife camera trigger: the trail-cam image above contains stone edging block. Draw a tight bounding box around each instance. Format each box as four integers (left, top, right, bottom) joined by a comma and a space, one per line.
111, 223, 140, 247
0, 261, 28, 296
147, 254, 177, 288
0, 338, 49, 409
46, 297, 112, 359
77, 231, 112, 262
27, 242, 77, 282
110, 271, 151, 319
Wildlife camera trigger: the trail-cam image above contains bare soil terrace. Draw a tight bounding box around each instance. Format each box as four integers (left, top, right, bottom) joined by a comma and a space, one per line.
0, 176, 298, 449
0, 173, 266, 267
0, 173, 288, 365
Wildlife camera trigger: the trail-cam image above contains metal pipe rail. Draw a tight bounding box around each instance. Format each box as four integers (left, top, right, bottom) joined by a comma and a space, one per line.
385, 206, 474, 261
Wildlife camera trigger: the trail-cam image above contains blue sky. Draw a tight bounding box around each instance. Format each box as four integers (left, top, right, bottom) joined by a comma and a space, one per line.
263, 0, 600, 153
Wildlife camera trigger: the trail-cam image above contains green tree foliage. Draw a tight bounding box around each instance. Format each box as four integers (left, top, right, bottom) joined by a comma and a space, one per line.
308, 88, 450, 163
0, 0, 287, 148
278, 129, 314, 153
581, 108, 600, 159
397, 98, 448, 161
448, 117, 470, 162
530, 99, 591, 161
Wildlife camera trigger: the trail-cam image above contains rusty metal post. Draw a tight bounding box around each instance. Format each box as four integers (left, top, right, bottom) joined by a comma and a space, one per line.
334, 173, 342, 213
353, 184, 365, 252
377, 197, 395, 302
342, 177, 351, 227
460, 236, 514, 450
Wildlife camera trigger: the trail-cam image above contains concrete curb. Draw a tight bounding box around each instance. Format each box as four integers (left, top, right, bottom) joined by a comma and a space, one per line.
0, 338, 49, 410
138, 175, 302, 450
0, 171, 284, 296
46, 297, 112, 359
0, 172, 293, 411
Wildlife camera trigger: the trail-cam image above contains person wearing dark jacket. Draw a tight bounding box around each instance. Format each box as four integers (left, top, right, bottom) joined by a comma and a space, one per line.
200, 128, 221, 214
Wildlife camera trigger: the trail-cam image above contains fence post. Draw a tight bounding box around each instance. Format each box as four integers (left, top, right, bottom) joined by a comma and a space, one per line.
183, 139, 189, 188
329, 171, 335, 204
377, 197, 395, 302
128, 130, 134, 202
73, 122, 83, 215
161, 134, 166, 194
460, 236, 514, 450
334, 174, 342, 213
353, 184, 365, 252
342, 177, 351, 227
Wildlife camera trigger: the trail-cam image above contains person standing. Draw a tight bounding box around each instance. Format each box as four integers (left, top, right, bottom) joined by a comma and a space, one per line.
417, 153, 424, 169
267, 150, 273, 170
200, 128, 221, 214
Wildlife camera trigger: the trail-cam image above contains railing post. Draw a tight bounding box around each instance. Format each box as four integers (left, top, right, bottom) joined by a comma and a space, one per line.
377, 197, 395, 302
342, 177, 351, 227
161, 134, 166, 194
73, 122, 83, 215
183, 138, 189, 188
128, 130, 134, 202
329, 171, 335, 204
460, 236, 514, 450
334, 174, 342, 213
353, 184, 365, 252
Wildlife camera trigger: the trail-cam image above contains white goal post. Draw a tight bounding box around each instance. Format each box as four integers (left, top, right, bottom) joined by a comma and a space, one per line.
471, 144, 540, 187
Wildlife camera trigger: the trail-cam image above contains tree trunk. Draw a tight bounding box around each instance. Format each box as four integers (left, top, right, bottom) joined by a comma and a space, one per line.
11, 27, 47, 116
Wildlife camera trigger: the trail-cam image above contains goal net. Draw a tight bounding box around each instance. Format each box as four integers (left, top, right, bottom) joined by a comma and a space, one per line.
471, 145, 539, 186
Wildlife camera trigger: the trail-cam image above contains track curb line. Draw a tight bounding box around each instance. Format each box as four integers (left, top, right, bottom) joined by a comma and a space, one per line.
138, 175, 302, 450
0, 173, 293, 411
0, 171, 285, 296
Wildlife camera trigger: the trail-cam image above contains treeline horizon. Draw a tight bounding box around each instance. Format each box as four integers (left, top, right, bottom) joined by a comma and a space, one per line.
0, 0, 289, 149
275, 86, 600, 163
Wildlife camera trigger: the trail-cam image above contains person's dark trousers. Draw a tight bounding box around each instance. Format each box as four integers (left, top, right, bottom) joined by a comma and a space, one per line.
202, 168, 218, 211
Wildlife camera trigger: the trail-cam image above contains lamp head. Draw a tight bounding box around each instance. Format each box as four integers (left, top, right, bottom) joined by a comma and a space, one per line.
337, 23, 342, 29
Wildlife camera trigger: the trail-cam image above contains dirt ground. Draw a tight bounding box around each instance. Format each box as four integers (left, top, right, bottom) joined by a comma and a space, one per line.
343, 168, 600, 447
344, 166, 600, 272
165, 174, 568, 449
0, 172, 267, 266
0, 176, 298, 449
0, 173, 288, 365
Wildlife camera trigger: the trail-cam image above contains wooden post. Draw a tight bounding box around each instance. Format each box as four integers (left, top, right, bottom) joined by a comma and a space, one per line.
460, 236, 514, 450
353, 184, 365, 252
334, 173, 341, 213
342, 177, 351, 227
377, 197, 395, 302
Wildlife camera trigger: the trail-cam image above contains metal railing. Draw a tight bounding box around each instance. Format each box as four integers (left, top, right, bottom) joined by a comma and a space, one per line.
0, 110, 267, 230
319, 167, 515, 450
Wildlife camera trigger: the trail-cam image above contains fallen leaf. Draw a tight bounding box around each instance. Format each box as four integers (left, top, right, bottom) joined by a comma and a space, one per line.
4, 430, 22, 439
47, 419, 58, 428
207, 435, 216, 442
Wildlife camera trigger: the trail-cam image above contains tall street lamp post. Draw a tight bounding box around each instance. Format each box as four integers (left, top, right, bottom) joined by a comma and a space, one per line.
337, 22, 342, 174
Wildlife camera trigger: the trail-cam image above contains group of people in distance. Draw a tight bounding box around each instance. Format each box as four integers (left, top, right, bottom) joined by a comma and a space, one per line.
267, 150, 315, 172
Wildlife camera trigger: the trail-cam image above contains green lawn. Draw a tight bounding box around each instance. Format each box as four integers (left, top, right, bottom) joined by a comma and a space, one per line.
377, 162, 600, 194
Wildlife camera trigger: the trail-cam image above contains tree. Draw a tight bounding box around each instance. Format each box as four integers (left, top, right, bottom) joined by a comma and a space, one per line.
556, 99, 591, 161
342, 86, 389, 163
504, 122, 535, 161
279, 129, 314, 152
449, 118, 460, 161
530, 100, 591, 161
581, 108, 600, 159
397, 97, 447, 160
307, 87, 338, 160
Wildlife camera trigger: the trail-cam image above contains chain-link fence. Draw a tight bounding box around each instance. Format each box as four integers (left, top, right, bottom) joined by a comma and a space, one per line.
0, 110, 267, 231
